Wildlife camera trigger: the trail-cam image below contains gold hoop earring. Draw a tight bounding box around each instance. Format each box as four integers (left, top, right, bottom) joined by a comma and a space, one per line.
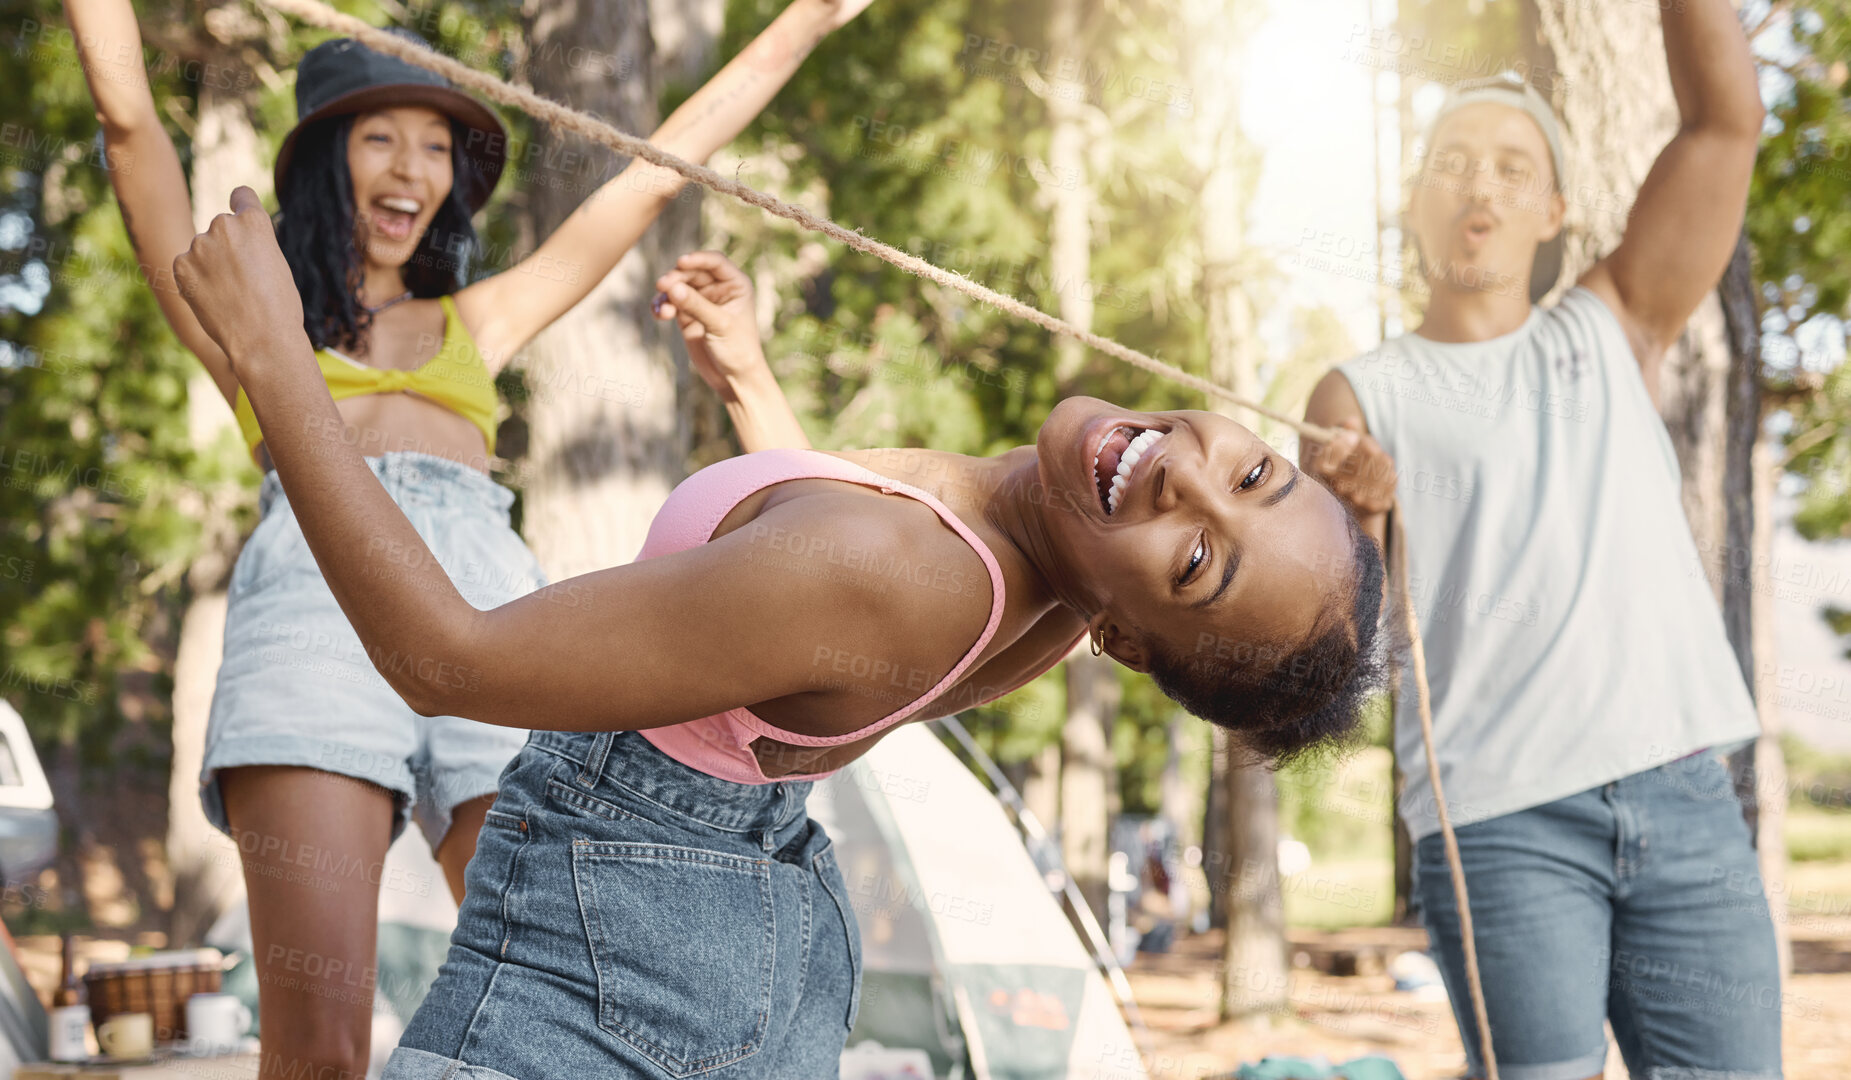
1089, 631, 1104, 657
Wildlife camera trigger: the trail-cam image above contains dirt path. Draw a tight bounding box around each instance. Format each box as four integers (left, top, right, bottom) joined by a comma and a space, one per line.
1124, 921, 1851, 1078
14, 919, 1849, 1074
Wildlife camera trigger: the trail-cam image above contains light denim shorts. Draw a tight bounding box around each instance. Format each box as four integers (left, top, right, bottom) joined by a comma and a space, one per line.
383, 729, 861, 1079
200, 452, 546, 849
1416, 752, 1783, 1080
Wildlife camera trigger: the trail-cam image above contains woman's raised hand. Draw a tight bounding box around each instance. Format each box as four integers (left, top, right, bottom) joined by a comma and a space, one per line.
173, 187, 308, 373
654, 251, 809, 452
653, 252, 769, 399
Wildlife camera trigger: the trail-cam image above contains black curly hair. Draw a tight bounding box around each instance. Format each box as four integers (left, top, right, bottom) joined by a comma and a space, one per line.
1148, 511, 1386, 767
274, 113, 480, 356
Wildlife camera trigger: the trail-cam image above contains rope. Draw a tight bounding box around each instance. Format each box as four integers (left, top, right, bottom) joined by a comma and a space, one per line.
257, 1, 1498, 1073
1391, 512, 1498, 1075
265, 0, 1324, 439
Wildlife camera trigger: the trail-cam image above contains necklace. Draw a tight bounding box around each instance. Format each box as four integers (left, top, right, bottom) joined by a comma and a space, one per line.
364, 290, 414, 314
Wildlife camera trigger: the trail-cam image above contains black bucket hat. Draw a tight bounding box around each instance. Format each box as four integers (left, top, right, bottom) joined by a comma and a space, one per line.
274, 30, 508, 213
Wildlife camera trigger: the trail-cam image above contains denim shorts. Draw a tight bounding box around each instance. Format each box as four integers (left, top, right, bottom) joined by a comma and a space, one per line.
1416, 752, 1782, 1080
200, 452, 545, 848
383, 729, 862, 1079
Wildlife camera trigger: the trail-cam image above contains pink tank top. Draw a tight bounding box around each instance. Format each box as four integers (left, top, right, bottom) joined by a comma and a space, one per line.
637, 449, 1057, 784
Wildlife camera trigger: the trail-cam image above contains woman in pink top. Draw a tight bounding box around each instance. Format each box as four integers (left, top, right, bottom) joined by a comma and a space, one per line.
175, 206, 1383, 1076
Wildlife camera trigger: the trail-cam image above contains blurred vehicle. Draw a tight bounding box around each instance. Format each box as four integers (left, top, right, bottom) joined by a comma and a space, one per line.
0, 700, 56, 1062
0, 702, 57, 895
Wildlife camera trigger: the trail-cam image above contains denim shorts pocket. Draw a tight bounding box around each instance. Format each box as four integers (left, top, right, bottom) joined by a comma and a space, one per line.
546, 778, 644, 823
229, 506, 307, 596
812, 842, 863, 1031
571, 840, 774, 1077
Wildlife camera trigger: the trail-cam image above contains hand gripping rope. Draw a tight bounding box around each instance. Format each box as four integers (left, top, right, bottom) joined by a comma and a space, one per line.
255, 1, 1500, 1071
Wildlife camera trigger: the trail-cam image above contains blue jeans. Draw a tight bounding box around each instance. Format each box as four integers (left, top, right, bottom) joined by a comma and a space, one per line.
383, 729, 862, 1079
1416, 753, 1782, 1080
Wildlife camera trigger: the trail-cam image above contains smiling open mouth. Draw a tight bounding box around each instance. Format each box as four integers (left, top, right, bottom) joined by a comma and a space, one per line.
369, 196, 423, 242
1091, 426, 1163, 516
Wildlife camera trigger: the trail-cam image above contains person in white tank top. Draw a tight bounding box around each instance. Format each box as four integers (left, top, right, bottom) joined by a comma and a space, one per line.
1303, 3, 1781, 1078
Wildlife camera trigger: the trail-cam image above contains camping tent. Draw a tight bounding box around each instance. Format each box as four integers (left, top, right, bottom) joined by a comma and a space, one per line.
811, 722, 1149, 1080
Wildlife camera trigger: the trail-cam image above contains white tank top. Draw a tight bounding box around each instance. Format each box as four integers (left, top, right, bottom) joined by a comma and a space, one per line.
1338, 287, 1759, 841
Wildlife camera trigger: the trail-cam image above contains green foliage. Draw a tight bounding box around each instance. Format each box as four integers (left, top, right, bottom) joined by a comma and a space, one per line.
1276, 697, 1392, 855
1782, 730, 1851, 808
1272, 702, 1395, 928
0, 3, 234, 761
1778, 732, 1851, 861
0, 0, 533, 765
1755, 3, 1851, 540
1787, 806, 1851, 862
1111, 669, 1195, 817
958, 666, 1065, 765
717, 0, 1227, 454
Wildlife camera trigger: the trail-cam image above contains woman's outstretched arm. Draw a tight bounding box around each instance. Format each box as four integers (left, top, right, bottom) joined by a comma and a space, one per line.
64, 0, 239, 405
174, 190, 928, 731
456, 0, 872, 372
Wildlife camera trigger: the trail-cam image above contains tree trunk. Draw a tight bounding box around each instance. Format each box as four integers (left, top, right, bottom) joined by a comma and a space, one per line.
167, 38, 268, 944
1023, 740, 1061, 838
1158, 715, 1197, 845
1536, 0, 1786, 970
1162, 718, 1192, 844
1044, 0, 1093, 391
1718, 235, 1791, 975
1039, 0, 1115, 928
1222, 765, 1287, 1020
517, 0, 712, 577
648, 0, 725, 460
1157, 714, 1196, 933
1203, 728, 1229, 931
167, 591, 237, 945
1183, 5, 1286, 1018
1060, 656, 1117, 924
1747, 434, 1790, 976
1392, 791, 1414, 924
1720, 236, 1759, 821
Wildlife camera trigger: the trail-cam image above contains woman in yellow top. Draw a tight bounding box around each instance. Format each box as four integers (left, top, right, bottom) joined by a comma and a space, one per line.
64, 0, 870, 1074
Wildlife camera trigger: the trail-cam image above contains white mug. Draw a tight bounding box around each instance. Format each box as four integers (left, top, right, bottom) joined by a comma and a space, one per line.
47, 1004, 90, 1062
97, 1011, 153, 1060
185, 993, 252, 1055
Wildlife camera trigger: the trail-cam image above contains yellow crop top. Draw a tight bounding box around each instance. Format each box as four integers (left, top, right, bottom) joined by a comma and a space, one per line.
233, 294, 499, 456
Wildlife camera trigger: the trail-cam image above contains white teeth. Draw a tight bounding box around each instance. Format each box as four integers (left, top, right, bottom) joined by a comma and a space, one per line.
1119, 429, 1159, 475
378, 196, 422, 214
1104, 429, 1164, 515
